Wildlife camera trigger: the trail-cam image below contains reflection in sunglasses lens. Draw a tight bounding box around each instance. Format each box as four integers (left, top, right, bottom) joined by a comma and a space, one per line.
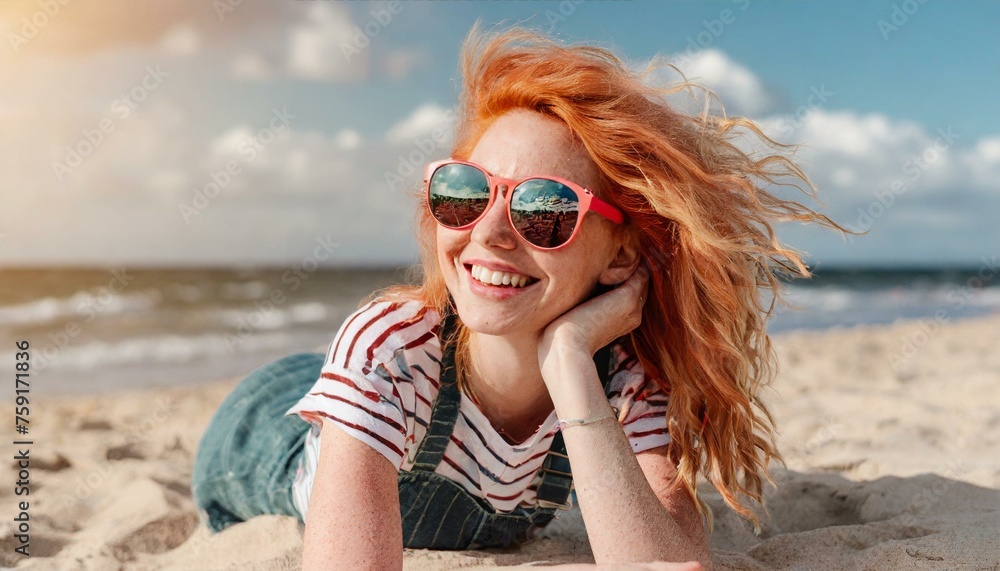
510, 180, 579, 248
429, 164, 490, 227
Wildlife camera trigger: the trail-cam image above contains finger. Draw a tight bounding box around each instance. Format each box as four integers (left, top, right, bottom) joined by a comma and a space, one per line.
631, 266, 649, 303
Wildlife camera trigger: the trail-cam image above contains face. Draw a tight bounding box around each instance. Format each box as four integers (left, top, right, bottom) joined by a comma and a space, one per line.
435, 108, 632, 337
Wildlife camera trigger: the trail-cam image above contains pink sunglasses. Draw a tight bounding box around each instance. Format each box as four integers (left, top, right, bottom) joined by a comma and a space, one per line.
424, 158, 624, 250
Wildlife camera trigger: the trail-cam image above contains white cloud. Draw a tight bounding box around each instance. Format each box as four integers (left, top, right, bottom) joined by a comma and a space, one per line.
642, 49, 774, 117
754, 108, 999, 255
231, 53, 274, 81
334, 129, 362, 150
209, 126, 257, 157
385, 103, 456, 145
975, 138, 1000, 162
288, 2, 362, 82
778, 111, 965, 196
381, 48, 430, 81
964, 137, 1000, 192
159, 24, 200, 57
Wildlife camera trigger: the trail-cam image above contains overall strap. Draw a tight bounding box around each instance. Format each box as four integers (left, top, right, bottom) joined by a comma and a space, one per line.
534, 339, 616, 509
408, 307, 461, 472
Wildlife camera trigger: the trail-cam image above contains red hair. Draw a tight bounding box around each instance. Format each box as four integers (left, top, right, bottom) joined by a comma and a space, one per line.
373, 22, 846, 531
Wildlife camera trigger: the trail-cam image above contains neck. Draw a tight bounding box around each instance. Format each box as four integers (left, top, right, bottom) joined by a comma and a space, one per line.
465, 329, 555, 444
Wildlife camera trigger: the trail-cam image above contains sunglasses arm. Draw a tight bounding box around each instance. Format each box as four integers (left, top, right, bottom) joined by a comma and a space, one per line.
588, 196, 625, 224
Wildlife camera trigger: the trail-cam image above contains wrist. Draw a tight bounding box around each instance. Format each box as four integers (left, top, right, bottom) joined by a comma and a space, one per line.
557, 412, 617, 432
539, 341, 595, 388
540, 326, 592, 359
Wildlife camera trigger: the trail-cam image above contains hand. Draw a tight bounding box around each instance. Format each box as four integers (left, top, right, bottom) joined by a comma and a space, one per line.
539, 265, 649, 359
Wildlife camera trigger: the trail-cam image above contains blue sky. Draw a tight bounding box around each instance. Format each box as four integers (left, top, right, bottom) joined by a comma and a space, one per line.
1, 0, 997, 267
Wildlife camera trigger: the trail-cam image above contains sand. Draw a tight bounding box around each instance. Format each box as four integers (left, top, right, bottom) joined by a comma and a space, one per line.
2, 314, 998, 570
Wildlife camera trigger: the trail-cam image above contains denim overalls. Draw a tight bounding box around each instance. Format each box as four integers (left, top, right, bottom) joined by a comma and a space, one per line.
192, 308, 615, 550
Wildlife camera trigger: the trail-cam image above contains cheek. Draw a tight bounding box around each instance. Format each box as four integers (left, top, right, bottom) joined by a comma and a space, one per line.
545, 252, 600, 296
435, 228, 468, 272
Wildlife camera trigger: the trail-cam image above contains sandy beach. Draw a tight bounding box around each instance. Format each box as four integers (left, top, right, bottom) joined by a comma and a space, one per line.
2, 313, 998, 570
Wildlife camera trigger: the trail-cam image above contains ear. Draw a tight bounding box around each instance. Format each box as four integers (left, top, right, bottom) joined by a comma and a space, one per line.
598, 232, 642, 286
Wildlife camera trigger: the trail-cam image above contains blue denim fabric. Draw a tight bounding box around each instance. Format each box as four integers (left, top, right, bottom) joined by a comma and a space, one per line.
191, 352, 321, 533
397, 372, 565, 549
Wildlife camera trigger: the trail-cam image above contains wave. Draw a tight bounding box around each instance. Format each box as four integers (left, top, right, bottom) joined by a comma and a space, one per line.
212, 302, 330, 330
32, 330, 328, 371
0, 290, 161, 326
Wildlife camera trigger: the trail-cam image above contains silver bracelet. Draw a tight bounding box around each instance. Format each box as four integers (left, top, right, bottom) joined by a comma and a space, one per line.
557, 413, 616, 431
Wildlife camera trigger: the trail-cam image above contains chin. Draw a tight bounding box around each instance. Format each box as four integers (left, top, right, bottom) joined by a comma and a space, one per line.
454, 303, 529, 336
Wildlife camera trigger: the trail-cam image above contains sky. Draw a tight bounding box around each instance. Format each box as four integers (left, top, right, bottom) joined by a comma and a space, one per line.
1, 0, 998, 268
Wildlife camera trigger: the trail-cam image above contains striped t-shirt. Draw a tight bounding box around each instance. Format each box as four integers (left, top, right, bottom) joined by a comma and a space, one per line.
283, 298, 671, 521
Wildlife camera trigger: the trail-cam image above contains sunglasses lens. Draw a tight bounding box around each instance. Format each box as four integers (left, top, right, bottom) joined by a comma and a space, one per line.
428, 163, 491, 228
510, 179, 580, 248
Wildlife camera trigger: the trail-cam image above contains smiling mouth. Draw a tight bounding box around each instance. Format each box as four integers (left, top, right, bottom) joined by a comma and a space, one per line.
464, 263, 539, 288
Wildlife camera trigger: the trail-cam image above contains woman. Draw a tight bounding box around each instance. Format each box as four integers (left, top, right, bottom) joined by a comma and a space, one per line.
192, 23, 842, 570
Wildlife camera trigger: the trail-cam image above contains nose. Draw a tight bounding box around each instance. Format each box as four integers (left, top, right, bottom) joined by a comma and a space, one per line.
469, 183, 517, 249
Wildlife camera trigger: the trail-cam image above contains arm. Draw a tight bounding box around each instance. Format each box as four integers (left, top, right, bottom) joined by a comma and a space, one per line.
535, 267, 710, 568
301, 417, 403, 571
541, 345, 711, 568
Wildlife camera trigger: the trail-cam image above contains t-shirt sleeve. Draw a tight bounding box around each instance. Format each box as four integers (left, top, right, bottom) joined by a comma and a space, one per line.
605, 345, 671, 454
285, 299, 429, 471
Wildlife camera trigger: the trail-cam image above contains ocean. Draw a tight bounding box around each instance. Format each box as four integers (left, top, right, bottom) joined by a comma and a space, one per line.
1, 266, 997, 396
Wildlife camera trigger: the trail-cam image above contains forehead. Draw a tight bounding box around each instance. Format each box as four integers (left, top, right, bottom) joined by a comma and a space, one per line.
468, 109, 601, 187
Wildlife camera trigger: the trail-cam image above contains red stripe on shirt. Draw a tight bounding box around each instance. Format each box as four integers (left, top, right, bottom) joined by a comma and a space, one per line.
441, 454, 479, 488
449, 435, 547, 482
630, 427, 670, 439
320, 371, 385, 406
309, 410, 404, 459
623, 410, 666, 427
459, 412, 550, 469
403, 329, 436, 351
366, 307, 429, 363
341, 302, 403, 367
486, 489, 530, 502
308, 390, 406, 436
330, 300, 378, 365
410, 363, 441, 390
378, 364, 433, 410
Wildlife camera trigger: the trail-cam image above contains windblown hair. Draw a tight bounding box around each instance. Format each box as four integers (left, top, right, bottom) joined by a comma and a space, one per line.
373, 22, 845, 532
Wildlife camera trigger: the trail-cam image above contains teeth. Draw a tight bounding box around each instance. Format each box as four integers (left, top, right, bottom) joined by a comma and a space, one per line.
470, 264, 531, 288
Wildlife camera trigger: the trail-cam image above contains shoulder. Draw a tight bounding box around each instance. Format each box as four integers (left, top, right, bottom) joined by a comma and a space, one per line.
328, 297, 442, 369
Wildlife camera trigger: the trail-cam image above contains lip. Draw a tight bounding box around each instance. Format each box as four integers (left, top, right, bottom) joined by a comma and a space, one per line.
463, 258, 536, 278
462, 261, 539, 299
